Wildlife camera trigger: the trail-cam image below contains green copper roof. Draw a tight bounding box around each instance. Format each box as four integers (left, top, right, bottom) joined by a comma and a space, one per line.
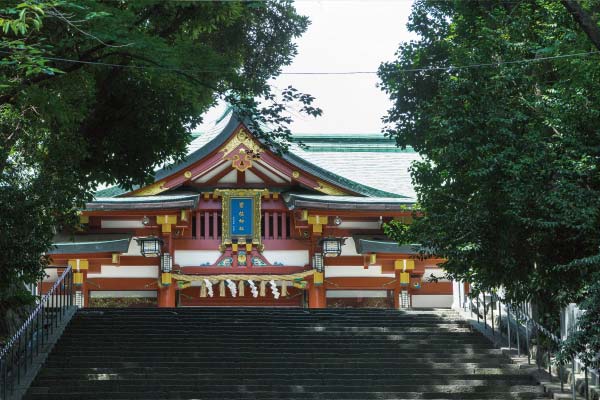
354, 238, 420, 255
292, 134, 413, 153
95, 113, 419, 199
48, 234, 131, 255
284, 193, 415, 211
87, 194, 199, 211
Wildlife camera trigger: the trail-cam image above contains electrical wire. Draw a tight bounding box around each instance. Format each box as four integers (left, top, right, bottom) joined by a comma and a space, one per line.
1, 49, 599, 75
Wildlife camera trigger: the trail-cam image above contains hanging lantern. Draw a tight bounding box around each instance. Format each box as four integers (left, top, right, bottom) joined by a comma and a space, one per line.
136, 236, 163, 257
161, 253, 172, 273
312, 252, 324, 272
320, 237, 345, 257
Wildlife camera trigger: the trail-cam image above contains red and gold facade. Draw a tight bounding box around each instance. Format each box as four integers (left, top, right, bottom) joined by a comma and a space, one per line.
45, 116, 452, 309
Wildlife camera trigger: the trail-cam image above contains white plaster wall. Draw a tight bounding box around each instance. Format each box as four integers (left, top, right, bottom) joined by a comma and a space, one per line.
43, 268, 59, 282
340, 237, 359, 256
122, 239, 142, 256
254, 161, 290, 183
101, 220, 145, 229
219, 170, 237, 184
411, 295, 453, 308
87, 265, 158, 278
338, 221, 380, 230
174, 250, 222, 267
422, 268, 450, 282
44, 295, 71, 304
262, 250, 309, 266
195, 162, 228, 183
325, 265, 394, 278
245, 170, 263, 184
327, 290, 388, 298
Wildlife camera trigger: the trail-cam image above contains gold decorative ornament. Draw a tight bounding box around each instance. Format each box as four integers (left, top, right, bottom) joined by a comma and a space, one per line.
184, 171, 192, 179
219, 128, 264, 158
292, 171, 300, 179
314, 180, 348, 195
214, 189, 268, 249
133, 180, 167, 196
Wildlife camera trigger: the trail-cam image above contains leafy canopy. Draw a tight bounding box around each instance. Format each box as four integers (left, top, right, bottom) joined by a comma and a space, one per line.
379, 0, 600, 367
0, 0, 318, 333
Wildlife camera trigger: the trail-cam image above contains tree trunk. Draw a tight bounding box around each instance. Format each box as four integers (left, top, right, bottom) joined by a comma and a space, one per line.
561, 0, 600, 51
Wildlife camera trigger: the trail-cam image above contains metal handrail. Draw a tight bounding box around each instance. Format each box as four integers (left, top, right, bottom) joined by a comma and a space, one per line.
0, 266, 73, 399
462, 289, 583, 400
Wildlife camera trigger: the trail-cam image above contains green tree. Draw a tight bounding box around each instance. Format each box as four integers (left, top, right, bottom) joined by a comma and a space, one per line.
379, 0, 600, 367
0, 0, 318, 340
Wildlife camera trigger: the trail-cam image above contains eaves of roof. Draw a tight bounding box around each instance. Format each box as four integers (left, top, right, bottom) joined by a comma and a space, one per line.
283, 193, 415, 211
292, 134, 413, 153
354, 238, 420, 255
48, 234, 132, 255
86, 194, 199, 211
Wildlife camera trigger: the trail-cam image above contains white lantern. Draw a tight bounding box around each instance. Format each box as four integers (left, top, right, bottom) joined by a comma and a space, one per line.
320, 237, 344, 257
136, 236, 162, 257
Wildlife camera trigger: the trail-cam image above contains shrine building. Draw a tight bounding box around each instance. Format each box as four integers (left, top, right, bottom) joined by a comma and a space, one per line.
44, 112, 451, 309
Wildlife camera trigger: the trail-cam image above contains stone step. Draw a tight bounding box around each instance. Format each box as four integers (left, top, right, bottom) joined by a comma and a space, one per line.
23, 309, 545, 400
26, 383, 543, 393
37, 364, 524, 374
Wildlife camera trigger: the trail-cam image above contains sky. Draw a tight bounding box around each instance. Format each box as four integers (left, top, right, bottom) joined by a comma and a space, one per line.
199, 0, 416, 135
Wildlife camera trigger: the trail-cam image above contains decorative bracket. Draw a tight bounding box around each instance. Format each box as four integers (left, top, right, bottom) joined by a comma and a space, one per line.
156, 215, 177, 233
307, 215, 328, 234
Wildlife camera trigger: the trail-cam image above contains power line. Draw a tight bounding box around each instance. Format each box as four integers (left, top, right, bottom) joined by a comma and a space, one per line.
1, 49, 599, 75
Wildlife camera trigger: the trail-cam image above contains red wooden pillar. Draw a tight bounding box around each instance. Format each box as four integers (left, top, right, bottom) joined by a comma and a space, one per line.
158, 231, 176, 308
308, 284, 326, 308
394, 270, 401, 309
81, 271, 89, 308
158, 284, 176, 307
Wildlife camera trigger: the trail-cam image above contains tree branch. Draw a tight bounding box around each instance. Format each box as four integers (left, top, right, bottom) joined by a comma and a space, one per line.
561, 0, 600, 51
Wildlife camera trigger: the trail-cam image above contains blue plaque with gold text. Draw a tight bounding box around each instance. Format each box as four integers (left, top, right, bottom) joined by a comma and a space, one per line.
231, 197, 253, 237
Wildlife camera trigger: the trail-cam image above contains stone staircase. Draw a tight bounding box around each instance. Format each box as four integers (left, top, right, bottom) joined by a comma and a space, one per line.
23, 308, 547, 399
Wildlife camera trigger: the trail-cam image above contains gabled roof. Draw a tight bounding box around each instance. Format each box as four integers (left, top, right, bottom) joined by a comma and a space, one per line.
95, 112, 418, 200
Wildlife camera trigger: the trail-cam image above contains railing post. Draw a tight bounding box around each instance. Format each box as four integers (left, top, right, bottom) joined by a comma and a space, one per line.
572, 358, 577, 400
491, 293, 495, 337
525, 316, 530, 365
584, 367, 589, 400
548, 347, 551, 376
535, 326, 541, 371
507, 306, 512, 350
483, 293, 488, 330
1, 356, 6, 400
516, 308, 521, 356
498, 299, 502, 337
470, 294, 473, 318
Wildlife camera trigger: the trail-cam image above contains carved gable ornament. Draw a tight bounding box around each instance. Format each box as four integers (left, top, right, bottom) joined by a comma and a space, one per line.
220, 128, 264, 172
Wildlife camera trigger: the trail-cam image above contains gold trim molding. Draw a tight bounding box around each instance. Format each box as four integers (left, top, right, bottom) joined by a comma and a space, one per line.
314, 180, 348, 196
220, 128, 264, 158
214, 189, 268, 249
133, 180, 167, 196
